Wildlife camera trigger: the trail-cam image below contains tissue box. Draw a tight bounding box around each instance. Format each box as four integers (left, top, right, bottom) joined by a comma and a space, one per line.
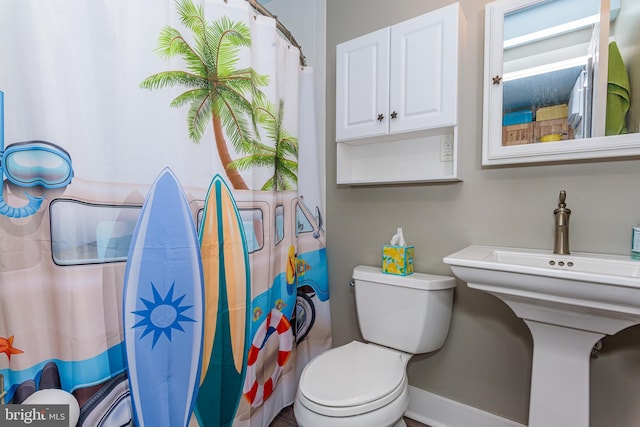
382, 245, 414, 276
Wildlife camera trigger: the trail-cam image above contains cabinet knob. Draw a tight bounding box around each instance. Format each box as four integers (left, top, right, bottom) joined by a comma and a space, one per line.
377, 113, 384, 122
391, 111, 398, 119
492, 75, 502, 85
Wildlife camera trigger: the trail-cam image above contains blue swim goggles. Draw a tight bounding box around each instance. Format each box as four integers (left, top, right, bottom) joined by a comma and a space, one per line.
0, 90, 74, 219
2, 140, 74, 189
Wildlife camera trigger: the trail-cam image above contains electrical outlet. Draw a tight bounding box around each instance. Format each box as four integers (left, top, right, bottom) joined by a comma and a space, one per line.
440, 134, 454, 162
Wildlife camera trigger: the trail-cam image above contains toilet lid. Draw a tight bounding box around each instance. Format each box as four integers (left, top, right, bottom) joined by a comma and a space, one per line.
299, 341, 406, 409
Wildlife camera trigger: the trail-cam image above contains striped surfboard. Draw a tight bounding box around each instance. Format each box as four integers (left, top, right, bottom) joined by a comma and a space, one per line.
194, 174, 251, 427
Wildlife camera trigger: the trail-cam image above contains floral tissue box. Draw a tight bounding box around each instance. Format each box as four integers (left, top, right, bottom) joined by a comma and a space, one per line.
382, 245, 414, 276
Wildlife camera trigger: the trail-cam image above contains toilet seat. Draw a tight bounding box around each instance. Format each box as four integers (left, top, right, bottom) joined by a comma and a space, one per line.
297, 341, 407, 417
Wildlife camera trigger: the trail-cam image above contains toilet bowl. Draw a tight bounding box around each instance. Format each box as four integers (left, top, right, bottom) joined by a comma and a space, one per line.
294, 266, 455, 427
295, 341, 411, 427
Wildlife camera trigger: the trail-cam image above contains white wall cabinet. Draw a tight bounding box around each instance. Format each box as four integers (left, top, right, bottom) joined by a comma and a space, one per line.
335, 3, 464, 185
336, 27, 390, 141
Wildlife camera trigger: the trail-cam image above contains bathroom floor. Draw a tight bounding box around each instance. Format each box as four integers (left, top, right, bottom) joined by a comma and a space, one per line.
269, 405, 431, 427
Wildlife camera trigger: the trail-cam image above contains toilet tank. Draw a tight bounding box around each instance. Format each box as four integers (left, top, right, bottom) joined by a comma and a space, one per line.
353, 265, 455, 354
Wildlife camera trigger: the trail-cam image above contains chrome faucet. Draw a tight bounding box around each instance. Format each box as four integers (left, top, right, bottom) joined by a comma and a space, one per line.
553, 190, 571, 255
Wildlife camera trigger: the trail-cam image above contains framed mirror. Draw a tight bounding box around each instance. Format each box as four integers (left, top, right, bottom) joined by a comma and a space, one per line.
482, 0, 640, 166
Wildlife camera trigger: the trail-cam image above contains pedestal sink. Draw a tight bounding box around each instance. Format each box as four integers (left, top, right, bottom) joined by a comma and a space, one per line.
443, 245, 640, 427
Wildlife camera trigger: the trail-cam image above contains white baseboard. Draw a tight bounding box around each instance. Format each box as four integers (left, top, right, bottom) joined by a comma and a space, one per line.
405, 386, 527, 427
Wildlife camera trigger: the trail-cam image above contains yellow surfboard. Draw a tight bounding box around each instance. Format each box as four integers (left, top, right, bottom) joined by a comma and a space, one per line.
195, 175, 250, 426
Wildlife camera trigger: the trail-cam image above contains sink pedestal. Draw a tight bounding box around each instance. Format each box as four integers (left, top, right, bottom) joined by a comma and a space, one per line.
443, 245, 640, 427
491, 295, 639, 427
525, 320, 603, 427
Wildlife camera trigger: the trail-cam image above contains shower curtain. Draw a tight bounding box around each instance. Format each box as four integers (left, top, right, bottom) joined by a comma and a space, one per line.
0, 0, 331, 426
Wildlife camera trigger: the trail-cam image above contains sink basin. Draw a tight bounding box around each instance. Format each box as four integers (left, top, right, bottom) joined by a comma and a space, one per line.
443, 245, 640, 333
443, 245, 640, 427
493, 247, 640, 279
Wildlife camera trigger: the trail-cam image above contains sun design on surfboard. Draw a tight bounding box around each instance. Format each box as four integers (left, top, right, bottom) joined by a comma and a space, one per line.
132, 282, 195, 348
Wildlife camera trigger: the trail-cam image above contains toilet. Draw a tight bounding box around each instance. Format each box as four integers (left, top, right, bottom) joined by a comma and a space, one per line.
294, 265, 455, 427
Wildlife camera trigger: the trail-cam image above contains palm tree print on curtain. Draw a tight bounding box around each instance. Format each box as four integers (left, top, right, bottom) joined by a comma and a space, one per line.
140, 0, 271, 190
230, 98, 298, 191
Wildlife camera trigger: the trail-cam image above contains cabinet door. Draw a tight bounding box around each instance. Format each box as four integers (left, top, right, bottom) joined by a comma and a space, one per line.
335, 28, 390, 141
389, 3, 459, 134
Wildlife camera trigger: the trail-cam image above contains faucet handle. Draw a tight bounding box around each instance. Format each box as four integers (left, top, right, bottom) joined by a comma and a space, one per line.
555, 190, 570, 215
558, 190, 566, 207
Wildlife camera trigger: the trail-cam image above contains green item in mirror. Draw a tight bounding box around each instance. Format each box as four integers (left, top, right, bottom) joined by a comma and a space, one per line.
605, 41, 630, 136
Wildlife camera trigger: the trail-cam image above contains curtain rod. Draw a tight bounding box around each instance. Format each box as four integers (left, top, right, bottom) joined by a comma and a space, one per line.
242, 0, 307, 67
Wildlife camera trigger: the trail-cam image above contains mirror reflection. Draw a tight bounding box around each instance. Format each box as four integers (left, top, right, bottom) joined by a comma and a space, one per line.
501, 0, 640, 147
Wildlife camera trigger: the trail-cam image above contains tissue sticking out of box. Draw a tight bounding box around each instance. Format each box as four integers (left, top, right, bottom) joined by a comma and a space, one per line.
382, 227, 414, 276
390, 227, 406, 246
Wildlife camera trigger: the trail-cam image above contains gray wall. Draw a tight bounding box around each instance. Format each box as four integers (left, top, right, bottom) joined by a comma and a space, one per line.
326, 0, 640, 425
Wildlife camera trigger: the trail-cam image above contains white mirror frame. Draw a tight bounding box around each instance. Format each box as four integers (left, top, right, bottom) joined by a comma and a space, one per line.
482, 0, 640, 166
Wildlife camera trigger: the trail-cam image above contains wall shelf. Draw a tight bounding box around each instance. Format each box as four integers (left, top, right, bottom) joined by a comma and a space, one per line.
336, 127, 461, 185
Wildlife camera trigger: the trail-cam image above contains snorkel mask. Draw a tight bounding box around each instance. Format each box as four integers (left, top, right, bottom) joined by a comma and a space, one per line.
0, 91, 74, 218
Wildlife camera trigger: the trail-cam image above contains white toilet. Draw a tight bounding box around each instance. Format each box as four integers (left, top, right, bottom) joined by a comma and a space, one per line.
294, 265, 455, 427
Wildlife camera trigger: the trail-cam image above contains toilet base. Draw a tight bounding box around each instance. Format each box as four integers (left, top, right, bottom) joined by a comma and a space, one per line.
293, 384, 409, 427
394, 418, 407, 427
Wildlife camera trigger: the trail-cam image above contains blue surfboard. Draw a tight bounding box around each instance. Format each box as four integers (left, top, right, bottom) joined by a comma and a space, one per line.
123, 168, 204, 427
